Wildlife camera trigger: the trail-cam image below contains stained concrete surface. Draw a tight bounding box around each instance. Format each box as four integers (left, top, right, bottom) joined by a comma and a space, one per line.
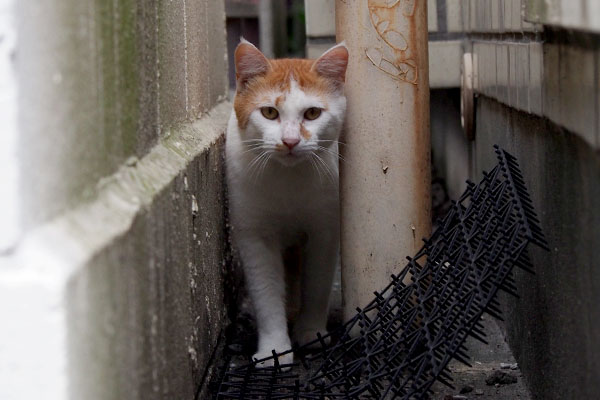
430, 317, 531, 399
0, 102, 232, 400
473, 97, 600, 400
17, 0, 227, 230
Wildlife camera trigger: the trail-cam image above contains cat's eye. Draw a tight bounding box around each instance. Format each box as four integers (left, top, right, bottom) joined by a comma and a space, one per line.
260, 107, 279, 120
304, 107, 322, 120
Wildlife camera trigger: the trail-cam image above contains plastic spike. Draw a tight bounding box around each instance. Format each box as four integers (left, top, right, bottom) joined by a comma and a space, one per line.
214, 146, 548, 400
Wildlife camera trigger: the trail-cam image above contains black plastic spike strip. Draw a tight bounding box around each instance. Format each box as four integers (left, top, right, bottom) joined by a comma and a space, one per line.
214, 146, 548, 399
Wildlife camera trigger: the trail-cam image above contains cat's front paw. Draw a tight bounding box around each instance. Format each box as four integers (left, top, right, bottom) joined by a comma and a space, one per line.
253, 336, 294, 370
252, 348, 294, 370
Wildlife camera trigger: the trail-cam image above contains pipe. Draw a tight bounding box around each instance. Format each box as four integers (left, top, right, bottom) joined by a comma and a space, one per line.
336, 0, 431, 321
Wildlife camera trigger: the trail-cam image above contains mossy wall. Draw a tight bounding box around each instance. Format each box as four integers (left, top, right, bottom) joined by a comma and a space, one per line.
18, 0, 227, 229
12, 0, 231, 398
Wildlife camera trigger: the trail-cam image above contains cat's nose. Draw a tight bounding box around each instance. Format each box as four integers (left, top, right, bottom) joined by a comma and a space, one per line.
282, 137, 300, 150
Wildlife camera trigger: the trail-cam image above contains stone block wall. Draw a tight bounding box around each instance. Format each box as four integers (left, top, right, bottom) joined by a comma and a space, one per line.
0, 0, 231, 399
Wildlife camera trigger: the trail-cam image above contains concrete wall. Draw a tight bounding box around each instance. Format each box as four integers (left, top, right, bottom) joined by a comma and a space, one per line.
473, 98, 600, 400
432, 1, 600, 398
18, 0, 228, 230
0, 0, 231, 398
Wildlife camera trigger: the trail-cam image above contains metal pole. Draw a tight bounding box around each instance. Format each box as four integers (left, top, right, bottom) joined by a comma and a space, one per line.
336, 0, 431, 321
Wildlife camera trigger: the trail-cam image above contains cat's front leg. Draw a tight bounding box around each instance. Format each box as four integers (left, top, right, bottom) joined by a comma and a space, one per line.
237, 235, 293, 367
293, 227, 339, 347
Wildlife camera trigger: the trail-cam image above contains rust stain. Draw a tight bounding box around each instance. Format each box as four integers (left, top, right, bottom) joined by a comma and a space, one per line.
365, 0, 418, 85
409, 0, 431, 255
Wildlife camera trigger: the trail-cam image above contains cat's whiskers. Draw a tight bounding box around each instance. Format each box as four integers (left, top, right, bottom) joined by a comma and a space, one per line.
240, 144, 263, 153
309, 153, 324, 184
247, 150, 269, 182
249, 150, 276, 184
256, 152, 273, 181
312, 152, 337, 186
316, 145, 346, 163
239, 140, 278, 157
241, 138, 267, 144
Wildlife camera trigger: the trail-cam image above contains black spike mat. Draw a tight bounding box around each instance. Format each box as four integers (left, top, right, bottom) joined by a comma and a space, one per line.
214, 146, 549, 399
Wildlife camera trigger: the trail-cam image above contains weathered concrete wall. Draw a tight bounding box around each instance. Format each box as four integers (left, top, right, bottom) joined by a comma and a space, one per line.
67, 136, 228, 400
17, 0, 228, 229
1, 0, 231, 399
474, 97, 600, 400
429, 2, 600, 398
1, 102, 232, 400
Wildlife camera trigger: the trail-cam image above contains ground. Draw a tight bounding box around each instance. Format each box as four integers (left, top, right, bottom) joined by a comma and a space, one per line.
218, 276, 532, 399
429, 316, 531, 399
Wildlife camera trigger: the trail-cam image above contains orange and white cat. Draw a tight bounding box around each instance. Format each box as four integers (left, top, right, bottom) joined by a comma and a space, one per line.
226, 39, 348, 366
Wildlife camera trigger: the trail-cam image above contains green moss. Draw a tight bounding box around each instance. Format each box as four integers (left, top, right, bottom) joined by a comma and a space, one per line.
54, 0, 143, 207
115, 0, 139, 156
526, 0, 550, 22
97, 0, 140, 160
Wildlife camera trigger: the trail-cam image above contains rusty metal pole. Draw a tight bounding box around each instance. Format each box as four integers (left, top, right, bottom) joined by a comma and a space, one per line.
336, 0, 431, 321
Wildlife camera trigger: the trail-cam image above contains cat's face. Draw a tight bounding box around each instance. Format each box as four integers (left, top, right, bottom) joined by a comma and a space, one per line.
233, 40, 348, 166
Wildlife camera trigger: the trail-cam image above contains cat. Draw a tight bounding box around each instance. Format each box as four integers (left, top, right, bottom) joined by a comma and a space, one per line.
226, 39, 348, 366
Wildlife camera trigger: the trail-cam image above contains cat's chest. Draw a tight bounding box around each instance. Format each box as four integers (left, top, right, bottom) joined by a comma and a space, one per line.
245, 177, 336, 210
232, 174, 338, 228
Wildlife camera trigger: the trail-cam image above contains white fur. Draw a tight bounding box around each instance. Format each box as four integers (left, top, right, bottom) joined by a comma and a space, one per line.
226, 78, 346, 366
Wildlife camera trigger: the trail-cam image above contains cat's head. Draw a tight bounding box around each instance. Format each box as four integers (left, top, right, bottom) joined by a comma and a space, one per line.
233, 39, 348, 166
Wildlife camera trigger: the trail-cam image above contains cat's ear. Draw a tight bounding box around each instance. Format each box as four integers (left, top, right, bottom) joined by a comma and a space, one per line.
234, 38, 270, 89
312, 42, 349, 87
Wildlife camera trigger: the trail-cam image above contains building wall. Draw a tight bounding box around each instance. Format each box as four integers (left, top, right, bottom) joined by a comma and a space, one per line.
0, 0, 230, 399
448, 1, 600, 398
474, 97, 600, 400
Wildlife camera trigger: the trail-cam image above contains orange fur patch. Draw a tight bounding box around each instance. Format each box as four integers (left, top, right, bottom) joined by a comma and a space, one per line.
234, 58, 336, 130
300, 123, 311, 140
275, 95, 285, 107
